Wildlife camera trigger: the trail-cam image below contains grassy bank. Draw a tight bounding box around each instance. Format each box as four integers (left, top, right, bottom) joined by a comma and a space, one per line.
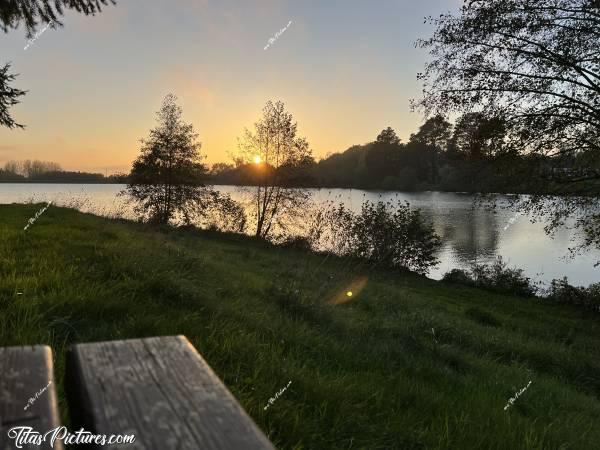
2, 203, 600, 449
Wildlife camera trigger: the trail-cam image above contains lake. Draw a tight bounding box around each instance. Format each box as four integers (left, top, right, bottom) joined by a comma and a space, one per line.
2, 183, 599, 286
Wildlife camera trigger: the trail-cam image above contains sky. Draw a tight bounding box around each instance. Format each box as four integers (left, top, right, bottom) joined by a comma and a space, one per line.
0, 0, 460, 174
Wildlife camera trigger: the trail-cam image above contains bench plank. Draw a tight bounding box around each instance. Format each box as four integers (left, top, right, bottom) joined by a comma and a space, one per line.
0, 345, 62, 450
66, 335, 275, 450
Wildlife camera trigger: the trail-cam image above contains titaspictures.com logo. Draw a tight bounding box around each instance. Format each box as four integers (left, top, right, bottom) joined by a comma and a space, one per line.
7, 426, 136, 448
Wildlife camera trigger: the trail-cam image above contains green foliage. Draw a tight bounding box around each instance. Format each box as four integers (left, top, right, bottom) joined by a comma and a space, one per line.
329, 200, 442, 275
448, 113, 507, 161
0, 0, 116, 37
236, 100, 313, 238
445, 264, 600, 313
547, 277, 600, 312
410, 115, 452, 149
443, 258, 537, 297
123, 94, 211, 224
469, 258, 537, 297
442, 269, 473, 285
376, 126, 401, 145
198, 191, 247, 233
0, 64, 26, 129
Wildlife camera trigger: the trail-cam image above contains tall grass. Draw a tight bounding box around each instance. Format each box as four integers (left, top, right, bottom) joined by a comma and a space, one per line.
1, 204, 600, 449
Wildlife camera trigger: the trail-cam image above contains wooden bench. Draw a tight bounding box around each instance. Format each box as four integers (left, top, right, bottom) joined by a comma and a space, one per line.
0, 345, 62, 450
1, 336, 275, 450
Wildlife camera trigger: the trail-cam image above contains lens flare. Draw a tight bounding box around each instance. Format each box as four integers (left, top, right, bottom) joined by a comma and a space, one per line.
328, 276, 368, 305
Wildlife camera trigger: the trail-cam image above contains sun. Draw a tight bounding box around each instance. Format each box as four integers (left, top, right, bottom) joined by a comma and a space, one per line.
253, 155, 262, 164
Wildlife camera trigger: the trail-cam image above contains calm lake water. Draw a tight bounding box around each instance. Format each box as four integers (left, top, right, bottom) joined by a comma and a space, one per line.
2, 183, 599, 286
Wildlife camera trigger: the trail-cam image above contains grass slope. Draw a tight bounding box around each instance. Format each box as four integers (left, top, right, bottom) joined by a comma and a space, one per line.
1, 203, 600, 449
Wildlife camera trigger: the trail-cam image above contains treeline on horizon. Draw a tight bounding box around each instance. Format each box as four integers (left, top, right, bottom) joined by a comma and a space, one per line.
1, 113, 592, 194
210, 113, 591, 195
0, 159, 128, 183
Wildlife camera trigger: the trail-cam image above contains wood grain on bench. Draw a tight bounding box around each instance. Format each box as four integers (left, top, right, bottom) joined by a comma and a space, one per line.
66, 335, 275, 450
0, 345, 62, 450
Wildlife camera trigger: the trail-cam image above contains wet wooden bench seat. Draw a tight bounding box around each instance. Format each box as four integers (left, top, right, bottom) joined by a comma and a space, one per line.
1, 336, 275, 450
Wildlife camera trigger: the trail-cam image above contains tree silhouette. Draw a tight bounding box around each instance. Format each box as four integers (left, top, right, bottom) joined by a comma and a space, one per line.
0, 64, 25, 129
416, 0, 599, 166
0, 0, 116, 129
448, 113, 506, 161
376, 127, 401, 145
1, 0, 116, 36
410, 116, 453, 183
123, 94, 209, 224
410, 116, 451, 150
415, 0, 600, 256
237, 100, 313, 238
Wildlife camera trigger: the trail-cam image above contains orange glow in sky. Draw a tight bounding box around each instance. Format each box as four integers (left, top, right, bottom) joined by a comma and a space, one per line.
0, 1, 460, 174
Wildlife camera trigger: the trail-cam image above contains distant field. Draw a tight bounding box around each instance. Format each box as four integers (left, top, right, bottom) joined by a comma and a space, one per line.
1, 204, 600, 449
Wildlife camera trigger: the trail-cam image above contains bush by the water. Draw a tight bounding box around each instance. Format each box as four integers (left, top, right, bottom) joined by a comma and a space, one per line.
444, 259, 600, 312
443, 257, 537, 297
325, 200, 442, 275
546, 277, 600, 312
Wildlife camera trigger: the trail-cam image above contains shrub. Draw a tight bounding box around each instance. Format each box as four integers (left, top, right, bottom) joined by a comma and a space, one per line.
442, 269, 473, 285
547, 277, 600, 312
329, 200, 442, 275
443, 263, 600, 313
195, 191, 247, 233
470, 257, 537, 297
443, 257, 537, 297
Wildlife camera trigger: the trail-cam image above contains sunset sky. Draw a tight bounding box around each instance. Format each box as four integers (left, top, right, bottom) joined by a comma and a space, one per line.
0, 0, 459, 174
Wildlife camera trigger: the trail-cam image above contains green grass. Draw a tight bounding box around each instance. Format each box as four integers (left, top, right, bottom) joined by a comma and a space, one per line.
2, 203, 600, 449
